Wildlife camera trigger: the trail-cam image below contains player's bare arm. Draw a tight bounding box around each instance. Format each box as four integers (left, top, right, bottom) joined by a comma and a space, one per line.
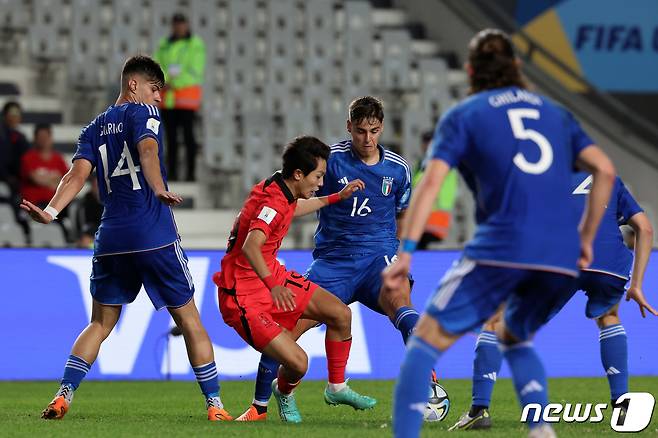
574, 145, 616, 268
625, 211, 657, 317
383, 159, 450, 291
20, 159, 93, 223
294, 179, 365, 217
395, 210, 406, 239
242, 228, 297, 312
136, 137, 182, 206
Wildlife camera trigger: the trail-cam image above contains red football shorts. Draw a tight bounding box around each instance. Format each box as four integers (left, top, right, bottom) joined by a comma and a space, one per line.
217, 269, 318, 351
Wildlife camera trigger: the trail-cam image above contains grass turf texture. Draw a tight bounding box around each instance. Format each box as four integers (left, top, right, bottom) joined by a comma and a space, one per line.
1, 378, 656, 437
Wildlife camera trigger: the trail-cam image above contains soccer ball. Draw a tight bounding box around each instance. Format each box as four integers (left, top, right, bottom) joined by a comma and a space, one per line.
424, 382, 450, 422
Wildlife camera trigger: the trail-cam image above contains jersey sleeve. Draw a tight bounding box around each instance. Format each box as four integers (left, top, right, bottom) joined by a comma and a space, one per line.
72, 124, 97, 168
131, 104, 162, 146
429, 108, 468, 167
567, 111, 594, 158
395, 162, 412, 213
616, 177, 643, 225
248, 199, 286, 239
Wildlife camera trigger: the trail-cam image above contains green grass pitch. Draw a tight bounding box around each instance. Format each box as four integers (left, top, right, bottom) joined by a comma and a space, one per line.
1, 377, 656, 437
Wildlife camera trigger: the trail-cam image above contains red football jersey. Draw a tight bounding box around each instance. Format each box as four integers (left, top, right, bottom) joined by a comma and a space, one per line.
217, 172, 297, 292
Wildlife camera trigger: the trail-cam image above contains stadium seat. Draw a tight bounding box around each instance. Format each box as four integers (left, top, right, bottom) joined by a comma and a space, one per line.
110, 0, 148, 77
30, 222, 67, 248
0, 204, 25, 247
30, 0, 69, 60
304, 0, 338, 114
227, 0, 260, 98
418, 58, 451, 122
149, 0, 182, 52
0, 0, 28, 31
402, 108, 431, 160
70, 0, 106, 87
265, 0, 296, 114
0, 181, 10, 199
380, 29, 412, 90
342, 1, 374, 99
241, 111, 274, 193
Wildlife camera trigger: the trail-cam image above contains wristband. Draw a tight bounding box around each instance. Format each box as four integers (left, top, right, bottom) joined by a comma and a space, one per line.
262, 274, 279, 290
400, 238, 417, 254
44, 206, 59, 220
327, 193, 341, 205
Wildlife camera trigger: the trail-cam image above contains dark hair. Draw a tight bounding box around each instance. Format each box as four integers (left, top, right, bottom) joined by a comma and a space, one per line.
172, 12, 187, 23
2, 100, 21, 116
421, 130, 434, 144
34, 123, 52, 137
121, 55, 165, 89
467, 28, 525, 94
282, 136, 330, 178
348, 96, 384, 124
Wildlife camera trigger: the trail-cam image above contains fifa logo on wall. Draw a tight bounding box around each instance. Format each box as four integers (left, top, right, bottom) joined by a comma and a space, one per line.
520, 392, 655, 432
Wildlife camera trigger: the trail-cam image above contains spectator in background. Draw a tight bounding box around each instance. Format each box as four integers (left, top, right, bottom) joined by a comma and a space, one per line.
20, 123, 68, 209
75, 175, 103, 248
154, 12, 206, 182
412, 131, 458, 249
0, 101, 30, 197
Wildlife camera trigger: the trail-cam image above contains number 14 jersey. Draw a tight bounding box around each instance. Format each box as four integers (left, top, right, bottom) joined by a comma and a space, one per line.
72, 102, 178, 256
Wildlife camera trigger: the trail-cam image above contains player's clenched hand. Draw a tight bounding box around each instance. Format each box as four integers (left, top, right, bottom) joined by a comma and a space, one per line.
19, 199, 53, 224
339, 179, 365, 200
156, 190, 183, 206
271, 285, 297, 312
382, 252, 411, 293
625, 286, 658, 318
577, 240, 593, 269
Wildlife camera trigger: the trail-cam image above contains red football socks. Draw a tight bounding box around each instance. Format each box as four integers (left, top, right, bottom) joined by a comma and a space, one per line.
277, 367, 301, 395
326, 337, 352, 384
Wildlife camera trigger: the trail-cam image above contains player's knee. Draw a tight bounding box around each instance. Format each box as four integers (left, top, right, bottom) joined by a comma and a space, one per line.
331, 304, 352, 333
89, 320, 114, 340
288, 349, 308, 377
596, 310, 620, 329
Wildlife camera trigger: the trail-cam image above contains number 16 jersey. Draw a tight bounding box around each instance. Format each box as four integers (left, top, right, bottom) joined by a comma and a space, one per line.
313, 141, 412, 258
72, 102, 178, 256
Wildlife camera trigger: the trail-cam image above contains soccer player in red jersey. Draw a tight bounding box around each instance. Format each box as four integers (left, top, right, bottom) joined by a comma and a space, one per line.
214, 136, 375, 423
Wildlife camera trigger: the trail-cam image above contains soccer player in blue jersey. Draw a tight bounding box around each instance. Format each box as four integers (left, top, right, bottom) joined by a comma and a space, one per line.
236, 96, 420, 421
382, 29, 617, 438
449, 171, 656, 431
21, 55, 232, 421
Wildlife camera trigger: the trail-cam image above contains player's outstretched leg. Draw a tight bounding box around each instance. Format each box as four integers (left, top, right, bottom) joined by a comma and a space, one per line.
393, 314, 459, 438
42, 301, 121, 419
263, 333, 309, 423
501, 336, 551, 435
303, 287, 377, 410
235, 354, 279, 421
596, 306, 629, 417
168, 299, 232, 421
450, 314, 503, 431
236, 318, 319, 421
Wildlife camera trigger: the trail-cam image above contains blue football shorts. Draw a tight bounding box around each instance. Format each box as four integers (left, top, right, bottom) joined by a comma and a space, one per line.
90, 240, 195, 310
425, 257, 577, 341
546, 270, 627, 321
305, 248, 412, 314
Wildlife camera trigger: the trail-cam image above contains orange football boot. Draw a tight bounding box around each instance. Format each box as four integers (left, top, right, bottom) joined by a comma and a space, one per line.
235, 405, 268, 422
41, 395, 70, 419
208, 405, 233, 421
